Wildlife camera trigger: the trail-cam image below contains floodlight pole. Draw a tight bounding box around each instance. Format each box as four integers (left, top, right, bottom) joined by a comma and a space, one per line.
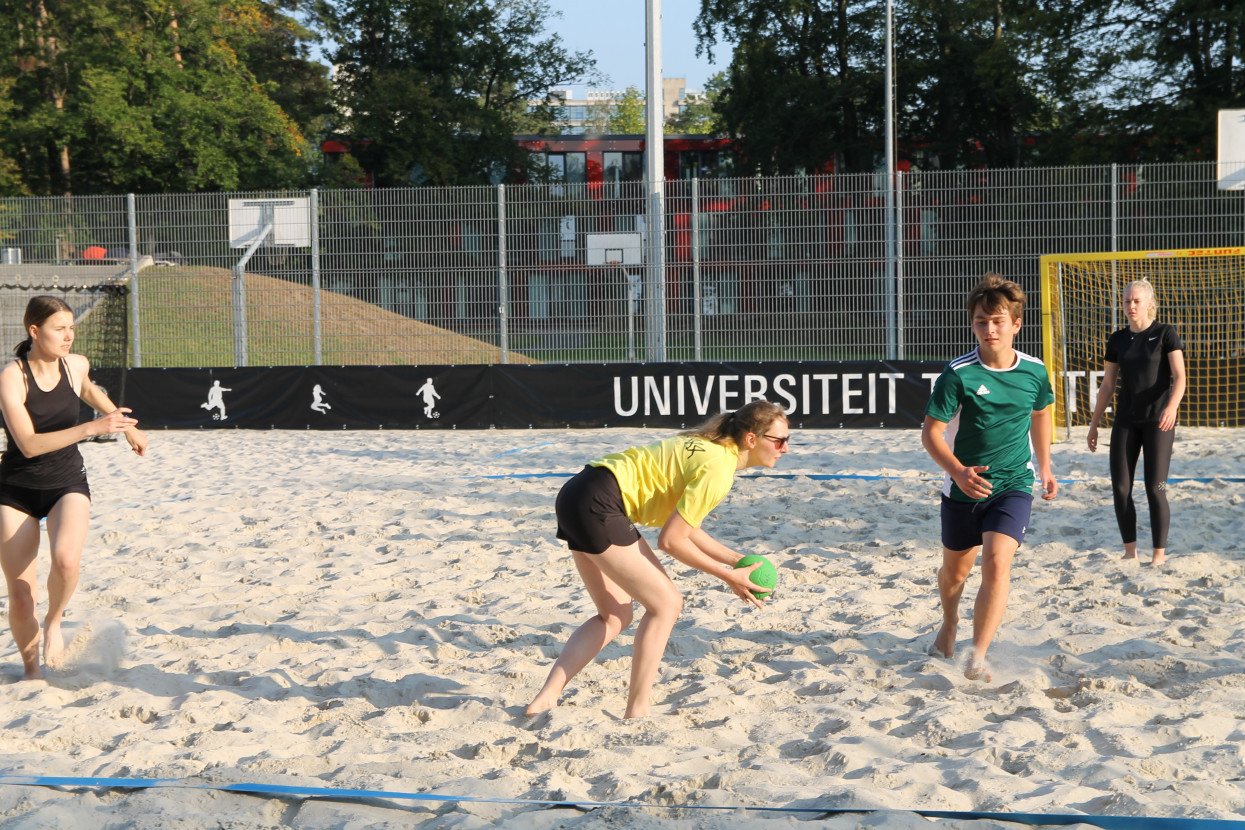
884, 0, 899, 361
644, 0, 666, 362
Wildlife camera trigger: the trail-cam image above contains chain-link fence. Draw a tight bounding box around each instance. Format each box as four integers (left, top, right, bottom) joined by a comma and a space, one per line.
1, 162, 1243, 368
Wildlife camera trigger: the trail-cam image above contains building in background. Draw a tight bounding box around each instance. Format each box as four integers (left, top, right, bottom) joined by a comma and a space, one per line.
516, 134, 729, 187
543, 79, 695, 134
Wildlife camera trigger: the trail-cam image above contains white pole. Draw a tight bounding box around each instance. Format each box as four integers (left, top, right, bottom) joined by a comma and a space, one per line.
645, 0, 666, 361
883, 0, 898, 360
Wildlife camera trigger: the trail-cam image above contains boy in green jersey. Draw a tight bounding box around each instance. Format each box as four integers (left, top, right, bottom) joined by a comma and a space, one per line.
922, 273, 1058, 682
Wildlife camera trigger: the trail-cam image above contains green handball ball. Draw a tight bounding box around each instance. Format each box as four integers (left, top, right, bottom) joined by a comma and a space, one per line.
734, 554, 777, 599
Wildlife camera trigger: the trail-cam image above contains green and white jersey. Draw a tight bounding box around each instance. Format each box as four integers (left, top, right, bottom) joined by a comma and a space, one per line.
925, 348, 1054, 503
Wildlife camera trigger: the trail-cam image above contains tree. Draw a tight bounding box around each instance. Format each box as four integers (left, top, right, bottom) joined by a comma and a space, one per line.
234, 1, 336, 155
0, 79, 26, 196
665, 72, 726, 134
0, 0, 320, 195
582, 85, 646, 134
897, 0, 1058, 169
1101, 0, 1245, 160
695, 0, 887, 174
325, 0, 596, 187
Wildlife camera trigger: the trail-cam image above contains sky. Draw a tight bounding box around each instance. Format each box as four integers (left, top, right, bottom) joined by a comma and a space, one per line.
540, 0, 731, 94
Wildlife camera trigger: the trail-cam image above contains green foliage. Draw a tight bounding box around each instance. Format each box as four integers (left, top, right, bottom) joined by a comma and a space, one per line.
0, 0, 325, 195
1100, 0, 1245, 161
695, 0, 1245, 171
325, 0, 596, 186
0, 79, 26, 196
897, 0, 1057, 169
665, 72, 726, 134
582, 85, 646, 134
694, 0, 886, 174
321, 151, 371, 189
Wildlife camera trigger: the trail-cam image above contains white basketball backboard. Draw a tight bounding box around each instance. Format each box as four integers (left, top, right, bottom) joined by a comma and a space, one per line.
1217, 110, 1245, 190
228, 198, 312, 248
586, 233, 643, 266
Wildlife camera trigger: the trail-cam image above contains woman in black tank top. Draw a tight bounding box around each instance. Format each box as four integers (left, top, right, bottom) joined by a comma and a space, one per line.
1085, 279, 1187, 568
0, 296, 149, 679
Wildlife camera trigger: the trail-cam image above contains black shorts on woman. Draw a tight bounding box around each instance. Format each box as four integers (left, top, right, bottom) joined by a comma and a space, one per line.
556, 465, 642, 554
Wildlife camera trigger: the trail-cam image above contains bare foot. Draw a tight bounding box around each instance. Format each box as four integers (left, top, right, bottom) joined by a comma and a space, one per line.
23, 664, 43, 681
1148, 553, 1167, 567
42, 623, 66, 669
964, 655, 993, 683
525, 695, 557, 718
623, 706, 650, 720
1121, 552, 1138, 560
930, 622, 957, 659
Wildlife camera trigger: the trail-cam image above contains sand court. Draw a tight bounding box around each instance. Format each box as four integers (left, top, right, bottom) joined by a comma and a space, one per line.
0, 427, 1243, 828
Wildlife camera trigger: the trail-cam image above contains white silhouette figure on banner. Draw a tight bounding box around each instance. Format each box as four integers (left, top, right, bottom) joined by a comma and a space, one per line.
310, 384, 332, 414
416, 377, 441, 418
201, 380, 233, 421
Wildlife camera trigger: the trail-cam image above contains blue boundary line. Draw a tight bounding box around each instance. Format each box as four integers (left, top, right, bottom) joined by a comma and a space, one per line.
477, 472, 1245, 484
0, 776, 1240, 828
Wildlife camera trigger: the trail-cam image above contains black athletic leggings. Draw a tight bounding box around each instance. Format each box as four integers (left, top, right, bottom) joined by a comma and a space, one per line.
1108, 419, 1175, 549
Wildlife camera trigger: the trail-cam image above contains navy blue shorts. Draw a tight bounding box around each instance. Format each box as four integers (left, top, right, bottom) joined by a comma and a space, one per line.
0, 481, 91, 521
556, 465, 642, 555
941, 490, 1033, 551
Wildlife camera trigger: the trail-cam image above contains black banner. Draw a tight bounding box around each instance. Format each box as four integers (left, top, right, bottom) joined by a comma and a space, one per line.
121, 362, 950, 430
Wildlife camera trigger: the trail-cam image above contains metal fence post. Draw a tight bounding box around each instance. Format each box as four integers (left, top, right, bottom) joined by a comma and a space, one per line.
497, 184, 509, 364
310, 187, 322, 366
126, 193, 141, 368
691, 177, 702, 361
1110, 164, 1120, 331
1110, 163, 1118, 253
895, 169, 905, 360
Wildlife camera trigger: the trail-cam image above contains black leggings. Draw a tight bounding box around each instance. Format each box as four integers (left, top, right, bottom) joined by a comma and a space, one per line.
1108, 420, 1174, 549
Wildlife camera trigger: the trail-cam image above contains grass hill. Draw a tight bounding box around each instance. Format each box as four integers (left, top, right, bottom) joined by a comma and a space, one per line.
134, 267, 535, 366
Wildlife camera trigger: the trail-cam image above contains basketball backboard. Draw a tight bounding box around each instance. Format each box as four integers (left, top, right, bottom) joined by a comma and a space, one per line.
586, 233, 643, 266
1217, 110, 1245, 190
228, 198, 312, 248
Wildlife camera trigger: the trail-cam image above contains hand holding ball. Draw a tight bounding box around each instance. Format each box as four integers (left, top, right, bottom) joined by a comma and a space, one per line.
734, 554, 777, 599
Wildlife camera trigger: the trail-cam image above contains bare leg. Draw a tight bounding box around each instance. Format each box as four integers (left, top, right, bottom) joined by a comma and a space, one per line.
965, 531, 1020, 682
1122, 541, 1138, 561
932, 545, 978, 659
42, 494, 89, 668
1149, 548, 1166, 567
618, 538, 683, 718
526, 549, 636, 716
526, 538, 682, 719
1, 507, 44, 680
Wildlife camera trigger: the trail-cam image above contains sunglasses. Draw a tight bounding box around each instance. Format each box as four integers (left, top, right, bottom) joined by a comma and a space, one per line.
761, 433, 790, 449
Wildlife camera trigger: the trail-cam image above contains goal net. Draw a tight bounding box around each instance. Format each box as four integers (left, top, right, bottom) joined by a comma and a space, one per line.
0, 278, 130, 424
1041, 246, 1245, 438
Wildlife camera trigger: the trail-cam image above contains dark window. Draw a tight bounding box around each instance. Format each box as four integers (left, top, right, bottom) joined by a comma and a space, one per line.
679, 150, 719, 179
603, 151, 643, 194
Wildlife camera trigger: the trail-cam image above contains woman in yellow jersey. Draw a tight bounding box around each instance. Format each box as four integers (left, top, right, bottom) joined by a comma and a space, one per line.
526, 400, 790, 719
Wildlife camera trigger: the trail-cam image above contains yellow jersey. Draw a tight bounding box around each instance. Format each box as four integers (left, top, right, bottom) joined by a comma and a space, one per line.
590, 435, 738, 528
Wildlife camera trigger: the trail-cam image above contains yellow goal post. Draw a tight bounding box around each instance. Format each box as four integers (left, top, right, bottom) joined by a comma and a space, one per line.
1041, 246, 1245, 440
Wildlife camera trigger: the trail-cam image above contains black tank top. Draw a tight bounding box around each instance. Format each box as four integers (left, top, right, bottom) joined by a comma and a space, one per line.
0, 358, 87, 488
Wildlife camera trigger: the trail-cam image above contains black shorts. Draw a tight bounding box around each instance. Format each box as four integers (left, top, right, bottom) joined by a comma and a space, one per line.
941, 490, 1033, 550
0, 480, 92, 521
556, 465, 642, 555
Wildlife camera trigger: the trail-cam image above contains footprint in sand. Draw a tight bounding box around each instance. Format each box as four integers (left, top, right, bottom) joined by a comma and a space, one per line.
46, 619, 128, 682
